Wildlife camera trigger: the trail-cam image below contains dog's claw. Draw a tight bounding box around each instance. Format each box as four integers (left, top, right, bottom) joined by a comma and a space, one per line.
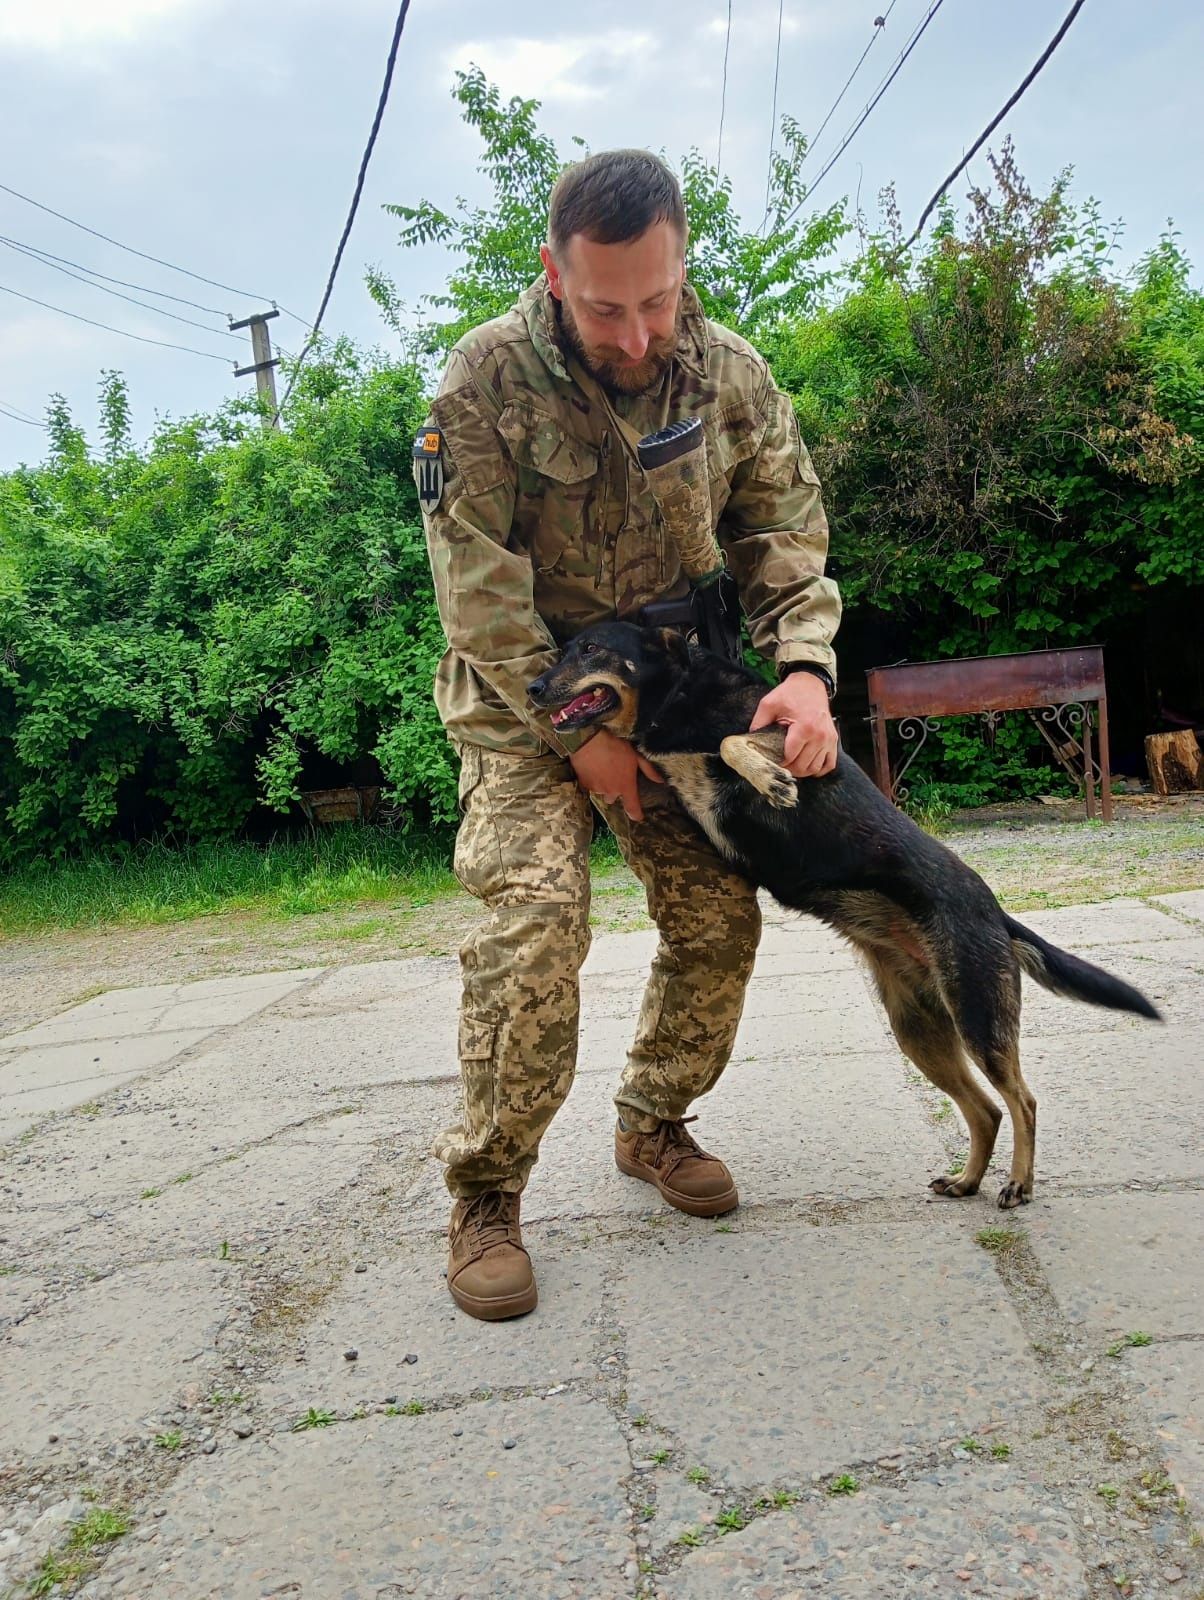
765, 773, 798, 810
996, 1181, 1031, 1210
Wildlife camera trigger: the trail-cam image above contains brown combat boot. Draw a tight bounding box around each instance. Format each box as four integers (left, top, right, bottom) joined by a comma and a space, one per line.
615, 1116, 738, 1217
447, 1190, 537, 1321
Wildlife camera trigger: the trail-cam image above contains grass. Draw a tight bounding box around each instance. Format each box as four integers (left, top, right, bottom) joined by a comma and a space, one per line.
0, 827, 461, 937
27, 1506, 130, 1596
686, 1466, 710, 1485
400, 1400, 425, 1416
976, 1227, 1022, 1253
139, 1187, 161, 1200
650, 1449, 670, 1465
990, 1442, 1012, 1460
827, 1473, 860, 1496
153, 1429, 182, 1450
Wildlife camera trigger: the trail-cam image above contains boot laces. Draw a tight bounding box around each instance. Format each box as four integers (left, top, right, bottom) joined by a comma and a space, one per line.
456, 1190, 519, 1253
649, 1116, 709, 1176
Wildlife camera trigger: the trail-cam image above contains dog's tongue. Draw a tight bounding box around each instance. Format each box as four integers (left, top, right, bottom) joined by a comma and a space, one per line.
551, 689, 604, 727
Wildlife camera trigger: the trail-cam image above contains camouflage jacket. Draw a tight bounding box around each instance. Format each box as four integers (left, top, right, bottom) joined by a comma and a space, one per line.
416, 274, 841, 757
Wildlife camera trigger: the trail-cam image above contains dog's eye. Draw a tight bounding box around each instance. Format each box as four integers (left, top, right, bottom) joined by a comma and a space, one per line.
578, 641, 595, 658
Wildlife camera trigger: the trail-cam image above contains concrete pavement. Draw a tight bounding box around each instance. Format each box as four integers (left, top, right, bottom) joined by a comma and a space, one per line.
1, 892, 1203, 1598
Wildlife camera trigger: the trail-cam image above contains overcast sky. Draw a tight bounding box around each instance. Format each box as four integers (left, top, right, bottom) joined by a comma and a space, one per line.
1, 0, 1200, 470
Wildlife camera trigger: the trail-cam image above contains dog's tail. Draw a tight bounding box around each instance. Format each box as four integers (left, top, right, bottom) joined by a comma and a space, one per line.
1003, 915, 1161, 1020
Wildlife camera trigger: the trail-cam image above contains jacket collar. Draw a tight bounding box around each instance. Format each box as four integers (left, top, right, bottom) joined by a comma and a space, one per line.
519, 272, 710, 383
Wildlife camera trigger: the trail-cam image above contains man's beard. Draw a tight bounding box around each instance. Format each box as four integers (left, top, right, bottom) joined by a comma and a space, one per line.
558, 298, 680, 397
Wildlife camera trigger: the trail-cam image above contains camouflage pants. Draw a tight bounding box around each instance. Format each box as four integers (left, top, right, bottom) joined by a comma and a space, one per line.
435, 745, 762, 1198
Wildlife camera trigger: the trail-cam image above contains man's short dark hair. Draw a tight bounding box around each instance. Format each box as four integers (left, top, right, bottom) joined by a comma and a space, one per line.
548, 150, 687, 257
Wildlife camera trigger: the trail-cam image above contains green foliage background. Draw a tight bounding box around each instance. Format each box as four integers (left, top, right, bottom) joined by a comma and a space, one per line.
2, 67, 1201, 864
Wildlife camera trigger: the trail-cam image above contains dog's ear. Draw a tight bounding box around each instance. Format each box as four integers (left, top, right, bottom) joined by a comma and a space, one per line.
656, 627, 691, 670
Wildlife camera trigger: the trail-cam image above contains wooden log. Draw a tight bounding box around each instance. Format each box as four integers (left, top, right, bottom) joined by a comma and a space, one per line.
1144, 730, 1204, 795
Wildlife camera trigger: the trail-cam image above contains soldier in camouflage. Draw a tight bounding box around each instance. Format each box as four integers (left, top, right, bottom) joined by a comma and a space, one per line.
415, 149, 841, 1321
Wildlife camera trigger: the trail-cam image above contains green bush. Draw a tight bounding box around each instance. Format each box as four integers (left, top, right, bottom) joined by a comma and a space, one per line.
0, 350, 456, 867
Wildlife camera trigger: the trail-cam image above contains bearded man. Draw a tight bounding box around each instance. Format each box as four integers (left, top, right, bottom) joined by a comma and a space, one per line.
414, 148, 840, 1321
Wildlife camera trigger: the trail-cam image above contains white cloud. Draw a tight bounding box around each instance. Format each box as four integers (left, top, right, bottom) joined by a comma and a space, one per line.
448, 32, 657, 105
0, 0, 201, 51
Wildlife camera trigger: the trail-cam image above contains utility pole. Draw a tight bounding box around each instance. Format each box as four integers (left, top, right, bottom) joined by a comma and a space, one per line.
229, 307, 280, 428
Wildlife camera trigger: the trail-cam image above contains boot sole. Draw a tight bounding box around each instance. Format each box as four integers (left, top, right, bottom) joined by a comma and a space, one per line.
615, 1149, 739, 1218
449, 1278, 538, 1321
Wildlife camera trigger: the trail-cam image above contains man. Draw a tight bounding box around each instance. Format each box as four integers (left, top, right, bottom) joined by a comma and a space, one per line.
415, 149, 839, 1321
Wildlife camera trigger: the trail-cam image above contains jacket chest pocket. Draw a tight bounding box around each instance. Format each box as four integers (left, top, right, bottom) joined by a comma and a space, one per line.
497, 401, 603, 575
704, 399, 766, 525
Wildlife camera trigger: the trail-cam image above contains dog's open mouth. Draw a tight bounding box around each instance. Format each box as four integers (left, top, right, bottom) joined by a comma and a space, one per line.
549, 684, 620, 730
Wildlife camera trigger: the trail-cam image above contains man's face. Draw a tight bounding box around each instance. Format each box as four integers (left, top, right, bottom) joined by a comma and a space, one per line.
541, 221, 685, 396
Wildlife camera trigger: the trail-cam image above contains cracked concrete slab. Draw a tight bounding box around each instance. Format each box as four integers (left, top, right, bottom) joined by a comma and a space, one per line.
663, 1467, 1088, 1598
91, 1396, 633, 1600
1014, 1027, 1204, 1188
0, 968, 323, 1050
257, 1243, 606, 1425
1028, 1192, 1204, 1339
3, 892, 1203, 1599
0, 1260, 237, 1462
1127, 1344, 1204, 1515
618, 1219, 1045, 1483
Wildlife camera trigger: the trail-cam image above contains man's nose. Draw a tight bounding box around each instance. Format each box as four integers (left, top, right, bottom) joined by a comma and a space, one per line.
616, 319, 649, 360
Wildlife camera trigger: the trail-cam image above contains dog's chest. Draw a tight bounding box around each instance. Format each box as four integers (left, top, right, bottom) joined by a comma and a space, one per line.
648, 752, 741, 863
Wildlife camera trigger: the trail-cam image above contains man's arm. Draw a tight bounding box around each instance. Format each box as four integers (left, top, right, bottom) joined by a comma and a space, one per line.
721, 376, 842, 777
420, 350, 592, 761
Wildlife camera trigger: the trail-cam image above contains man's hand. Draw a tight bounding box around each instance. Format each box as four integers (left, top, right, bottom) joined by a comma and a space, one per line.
569, 729, 664, 821
750, 671, 838, 778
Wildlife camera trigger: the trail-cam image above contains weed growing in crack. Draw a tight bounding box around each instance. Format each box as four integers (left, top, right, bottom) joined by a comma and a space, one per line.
1106, 1331, 1153, 1356
716, 1507, 748, 1533
676, 1529, 703, 1547
650, 1449, 670, 1465
292, 1408, 336, 1431
827, 1474, 859, 1496
27, 1506, 130, 1596
990, 1442, 1012, 1460
686, 1466, 710, 1485
401, 1400, 425, 1416
153, 1430, 182, 1450
975, 1227, 1021, 1253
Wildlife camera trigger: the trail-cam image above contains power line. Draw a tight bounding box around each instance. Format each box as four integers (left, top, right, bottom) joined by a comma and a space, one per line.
901, 0, 1089, 251
0, 179, 312, 330
275, 0, 411, 421
0, 235, 242, 340
761, 0, 897, 233
0, 399, 45, 428
814, 2, 897, 157
717, 0, 734, 174
763, 0, 786, 218
0, 281, 233, 363
0, 234, 229, 316
780, 0, 946, 227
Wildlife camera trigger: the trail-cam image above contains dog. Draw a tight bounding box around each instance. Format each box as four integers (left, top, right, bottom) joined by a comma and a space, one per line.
529, 620, 1160, 1210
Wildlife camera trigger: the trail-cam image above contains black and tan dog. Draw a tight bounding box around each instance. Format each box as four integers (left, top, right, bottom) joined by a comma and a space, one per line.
529, 621, 1160, 1210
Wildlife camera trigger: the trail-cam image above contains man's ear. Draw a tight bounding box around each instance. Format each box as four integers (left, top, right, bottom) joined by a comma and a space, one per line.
540, 242, 563, 299
656, 628, 691, 670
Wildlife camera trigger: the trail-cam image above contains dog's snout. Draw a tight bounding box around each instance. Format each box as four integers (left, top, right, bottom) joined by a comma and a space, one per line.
527, 673, 549, 704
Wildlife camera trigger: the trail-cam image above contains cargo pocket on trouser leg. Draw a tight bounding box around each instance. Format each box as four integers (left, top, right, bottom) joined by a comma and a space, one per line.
433, 1010, 500, 1194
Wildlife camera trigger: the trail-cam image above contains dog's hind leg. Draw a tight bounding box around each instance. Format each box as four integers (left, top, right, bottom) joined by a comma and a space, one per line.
862, 949, 1003, 1198
965, 1039, 1037, 1210
719, 730, 797, 810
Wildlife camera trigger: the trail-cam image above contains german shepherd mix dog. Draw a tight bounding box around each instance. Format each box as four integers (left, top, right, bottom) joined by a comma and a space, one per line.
529, 621, 1160, 1210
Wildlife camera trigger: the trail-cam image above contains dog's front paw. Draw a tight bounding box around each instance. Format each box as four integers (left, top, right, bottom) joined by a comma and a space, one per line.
996, 1180, 1032, 1210
764, 768, 799, 810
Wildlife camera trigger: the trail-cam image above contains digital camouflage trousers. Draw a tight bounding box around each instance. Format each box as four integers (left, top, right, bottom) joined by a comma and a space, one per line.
436, 745, 762, 1198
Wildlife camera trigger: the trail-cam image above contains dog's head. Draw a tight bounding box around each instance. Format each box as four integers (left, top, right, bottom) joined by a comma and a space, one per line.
528, 621, 690, 739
